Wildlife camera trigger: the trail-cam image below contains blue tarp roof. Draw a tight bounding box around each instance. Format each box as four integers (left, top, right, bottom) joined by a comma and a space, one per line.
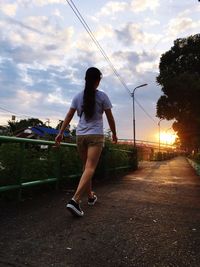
31, 126, 70, 137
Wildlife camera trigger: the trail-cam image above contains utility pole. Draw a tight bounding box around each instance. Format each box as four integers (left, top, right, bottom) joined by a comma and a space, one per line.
158, 119, 163, 152
131, 83, 148, 147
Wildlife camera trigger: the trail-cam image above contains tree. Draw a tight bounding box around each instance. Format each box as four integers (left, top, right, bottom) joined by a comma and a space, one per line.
55, 121, 73, 135
156, 34, 200, 151
55, 120, 63, 130
70, 126, 76, 137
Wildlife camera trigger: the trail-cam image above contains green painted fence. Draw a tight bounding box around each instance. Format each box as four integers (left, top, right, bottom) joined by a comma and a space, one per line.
0, 136, 137, 199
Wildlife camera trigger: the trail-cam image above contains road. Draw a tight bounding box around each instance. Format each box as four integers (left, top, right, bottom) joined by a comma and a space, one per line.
0, 156, 200, 267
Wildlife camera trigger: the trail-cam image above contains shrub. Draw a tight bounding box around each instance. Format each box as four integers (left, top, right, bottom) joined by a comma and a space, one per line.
193, 153, 200, 164
0, 140, 138, 189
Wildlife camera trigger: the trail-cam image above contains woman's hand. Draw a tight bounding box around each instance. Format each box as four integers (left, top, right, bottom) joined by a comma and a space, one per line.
55, 133, 63, 147
105, 109, 117, 144
54, 108, 75, 147
112, 134, 118, 144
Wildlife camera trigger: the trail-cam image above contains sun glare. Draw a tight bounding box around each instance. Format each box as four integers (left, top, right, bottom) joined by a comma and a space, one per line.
155, 131, 177, 145
160, 132, 176, 145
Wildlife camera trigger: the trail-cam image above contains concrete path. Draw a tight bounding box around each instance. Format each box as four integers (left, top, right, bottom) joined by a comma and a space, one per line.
0, 156, 200, 267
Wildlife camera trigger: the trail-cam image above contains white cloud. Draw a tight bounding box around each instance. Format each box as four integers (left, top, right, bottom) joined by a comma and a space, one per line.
25, 16, 59, 35
35, 0, 63, 5
18, 64, 34, 86
177, 9, 191, 17
16, 89, 43, 107
73, 24, 115, 57
136, 61, 159, 73
52, 8, 64, 20
0, 3, 18, 16
167, 16, 200, 37
143, 18, 160, 27
1, 16, 74, 66
47, 88, 70, 105
130, 0, 160, 12
115, 23, 162, 46
112, 51, 140, 72
95, 24, 115, 40
96, 1, 128, 18
15, 0, 65, 10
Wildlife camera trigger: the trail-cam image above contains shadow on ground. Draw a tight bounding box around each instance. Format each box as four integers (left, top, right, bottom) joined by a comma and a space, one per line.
0, 156, 200, 267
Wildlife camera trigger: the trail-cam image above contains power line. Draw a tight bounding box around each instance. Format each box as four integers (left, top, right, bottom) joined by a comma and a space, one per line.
66, 0, 131, 96
65, 0, 157, 125
0, 106, 47, 121
134, 99, 157, 123
0, 106, 30, 118
1, 1, 158, 127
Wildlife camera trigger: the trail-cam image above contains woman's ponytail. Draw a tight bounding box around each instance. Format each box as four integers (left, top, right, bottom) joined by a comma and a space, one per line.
83, 67, 102, 119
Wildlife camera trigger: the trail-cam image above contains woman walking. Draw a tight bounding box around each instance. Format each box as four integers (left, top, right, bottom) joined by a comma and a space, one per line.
55, 67, 117, 217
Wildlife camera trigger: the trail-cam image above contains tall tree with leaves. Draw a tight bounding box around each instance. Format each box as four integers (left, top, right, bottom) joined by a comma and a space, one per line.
157, 34, 200, 151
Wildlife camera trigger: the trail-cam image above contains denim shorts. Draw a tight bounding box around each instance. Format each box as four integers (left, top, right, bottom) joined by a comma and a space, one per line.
76, 135, 104, 152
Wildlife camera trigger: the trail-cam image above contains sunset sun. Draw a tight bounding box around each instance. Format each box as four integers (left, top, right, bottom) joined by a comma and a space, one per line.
160, 132, 176, 145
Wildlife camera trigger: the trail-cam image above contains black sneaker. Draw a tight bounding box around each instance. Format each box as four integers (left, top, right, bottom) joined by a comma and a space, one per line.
88, 194, 97, 206
66, 199, 84, 217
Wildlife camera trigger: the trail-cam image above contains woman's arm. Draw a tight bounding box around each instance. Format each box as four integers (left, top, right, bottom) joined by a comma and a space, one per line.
55, 108, 76, 145
105, 109, 118, 143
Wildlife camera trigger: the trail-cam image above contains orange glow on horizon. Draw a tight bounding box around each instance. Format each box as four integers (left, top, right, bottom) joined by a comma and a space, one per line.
156, 131, 177, 145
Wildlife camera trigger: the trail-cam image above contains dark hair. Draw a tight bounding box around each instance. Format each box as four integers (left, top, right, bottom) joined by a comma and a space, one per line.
83, 67, 102, 119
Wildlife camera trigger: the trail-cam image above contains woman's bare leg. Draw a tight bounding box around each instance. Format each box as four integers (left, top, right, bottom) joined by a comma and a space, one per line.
87, 180, 93, 198
77, 147, 93, 198
73, 146, 102, 202
78, 147, 87, 170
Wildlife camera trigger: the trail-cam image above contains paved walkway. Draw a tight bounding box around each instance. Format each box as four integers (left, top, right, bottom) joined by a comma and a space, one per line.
0, 156, 200, 267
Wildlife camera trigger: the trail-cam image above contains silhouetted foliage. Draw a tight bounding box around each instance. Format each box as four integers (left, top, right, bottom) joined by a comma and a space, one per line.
55, 120, 63, 130
157, 34, 200, 151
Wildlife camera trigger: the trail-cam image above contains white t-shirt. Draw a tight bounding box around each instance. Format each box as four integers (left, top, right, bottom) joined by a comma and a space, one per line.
70, 89, 112, 135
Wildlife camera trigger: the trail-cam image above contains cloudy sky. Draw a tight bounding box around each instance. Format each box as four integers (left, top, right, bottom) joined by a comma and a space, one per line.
0, 0, 199, 142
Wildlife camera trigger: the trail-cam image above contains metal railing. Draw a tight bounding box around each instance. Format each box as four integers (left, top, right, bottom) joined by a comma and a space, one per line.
0, 136, 137, 199
118, 138, 177, 150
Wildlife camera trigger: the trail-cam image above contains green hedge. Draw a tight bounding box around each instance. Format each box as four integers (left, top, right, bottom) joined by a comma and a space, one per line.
187, 153, 200, 176
96, 142, 138, 177
0, 141, 138, 189
192, 153, 200, 164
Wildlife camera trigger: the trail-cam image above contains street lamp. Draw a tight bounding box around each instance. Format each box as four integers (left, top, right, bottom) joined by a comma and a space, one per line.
131, 83, 148, 147
158, 119, 163, 152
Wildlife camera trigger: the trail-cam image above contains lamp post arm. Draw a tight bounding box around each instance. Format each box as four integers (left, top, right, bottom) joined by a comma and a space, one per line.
131, 83, 148, 148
